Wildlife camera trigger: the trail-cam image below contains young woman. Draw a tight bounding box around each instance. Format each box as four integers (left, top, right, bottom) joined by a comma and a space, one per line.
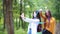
39, 10, 56, 34
21, 11, 42, 34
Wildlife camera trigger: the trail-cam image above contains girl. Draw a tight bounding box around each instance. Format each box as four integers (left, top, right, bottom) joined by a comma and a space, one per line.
39, 10, 56, 34
21, 11, 42, 34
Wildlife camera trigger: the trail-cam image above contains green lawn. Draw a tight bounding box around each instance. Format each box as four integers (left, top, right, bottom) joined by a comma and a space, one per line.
0, 28, 27, 34
15, 28, 27, 34
0, 18, 27, 34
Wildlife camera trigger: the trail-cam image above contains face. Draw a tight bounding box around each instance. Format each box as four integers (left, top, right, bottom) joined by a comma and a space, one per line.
46, 11, 50, 17
33, 12, 37, 18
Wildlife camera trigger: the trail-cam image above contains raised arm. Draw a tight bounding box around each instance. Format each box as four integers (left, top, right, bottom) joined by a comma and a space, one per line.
39, 11, 46, 19
20, 13, 39, 23
22, 18, 39, 23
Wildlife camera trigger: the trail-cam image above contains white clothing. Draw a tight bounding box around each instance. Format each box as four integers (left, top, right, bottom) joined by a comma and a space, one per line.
22, 18, 40, 34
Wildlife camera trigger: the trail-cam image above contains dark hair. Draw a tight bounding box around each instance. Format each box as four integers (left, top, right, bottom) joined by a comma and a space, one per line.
36, 11, 42, 32
45, 10, 52, 18
33, 11, 41, 22
37, 12, 41, 22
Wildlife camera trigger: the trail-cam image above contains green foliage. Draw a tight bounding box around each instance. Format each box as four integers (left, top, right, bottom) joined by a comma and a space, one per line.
53, 0, 60, 20
0, 0, 60, 34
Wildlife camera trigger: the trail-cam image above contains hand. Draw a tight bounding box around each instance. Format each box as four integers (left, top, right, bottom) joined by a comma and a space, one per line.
39, 9, 42, 14
21, 13, 24, 18
39, 11, 42, 15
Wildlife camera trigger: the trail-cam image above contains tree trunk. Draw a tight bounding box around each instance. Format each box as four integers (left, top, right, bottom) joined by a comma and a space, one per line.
3, 0, 14, 34
19, 0, 24, 29
3, 0, 6, 30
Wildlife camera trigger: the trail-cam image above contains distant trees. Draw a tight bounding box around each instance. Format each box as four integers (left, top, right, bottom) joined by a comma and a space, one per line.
19, 0, 25, 29
53, 0, 60, 20
0, 0, 60, 34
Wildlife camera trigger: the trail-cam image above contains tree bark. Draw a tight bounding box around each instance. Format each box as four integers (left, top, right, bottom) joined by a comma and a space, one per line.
3, 0, 14, 34
19, 0, 24, 29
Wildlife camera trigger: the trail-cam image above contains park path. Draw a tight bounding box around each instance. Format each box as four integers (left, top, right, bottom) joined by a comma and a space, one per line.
56, 22, 60, 34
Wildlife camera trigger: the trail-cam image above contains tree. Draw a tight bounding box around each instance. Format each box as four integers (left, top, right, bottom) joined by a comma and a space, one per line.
19, 0, 25, 29
53, 0, 60, 20
3, 0, 14, 34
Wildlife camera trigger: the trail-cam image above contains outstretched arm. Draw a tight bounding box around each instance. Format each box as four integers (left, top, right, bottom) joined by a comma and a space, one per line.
20, 13, 39, 23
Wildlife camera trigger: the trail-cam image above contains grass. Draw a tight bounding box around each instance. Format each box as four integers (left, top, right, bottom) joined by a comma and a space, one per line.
0, 19, 27, 34
15, 28, 27, 34
0, 27, 27, 34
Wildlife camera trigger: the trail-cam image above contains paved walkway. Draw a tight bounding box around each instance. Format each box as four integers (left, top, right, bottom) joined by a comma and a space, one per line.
56, 22, 60, 34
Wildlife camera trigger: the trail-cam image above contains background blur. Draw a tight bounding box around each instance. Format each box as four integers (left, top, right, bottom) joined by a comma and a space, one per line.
0, 0, 60, 34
